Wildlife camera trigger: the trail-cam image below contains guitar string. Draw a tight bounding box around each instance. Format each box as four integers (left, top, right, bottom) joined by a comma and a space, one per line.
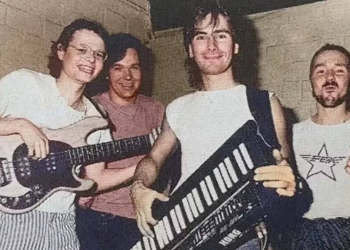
2, 134, 155, 169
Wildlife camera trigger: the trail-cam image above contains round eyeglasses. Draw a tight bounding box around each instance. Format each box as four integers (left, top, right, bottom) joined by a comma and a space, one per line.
68, 44, 108, 62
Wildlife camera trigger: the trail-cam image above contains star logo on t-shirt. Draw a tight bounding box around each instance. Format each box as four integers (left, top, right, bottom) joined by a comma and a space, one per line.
300, 143, 346, 180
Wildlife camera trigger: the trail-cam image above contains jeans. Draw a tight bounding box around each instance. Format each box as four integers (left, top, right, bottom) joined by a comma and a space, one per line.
76, 207, 142, 250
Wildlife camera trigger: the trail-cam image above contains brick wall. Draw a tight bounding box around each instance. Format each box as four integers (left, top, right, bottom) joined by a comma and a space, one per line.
149, 0, 350, 122
0, 0, 151, 77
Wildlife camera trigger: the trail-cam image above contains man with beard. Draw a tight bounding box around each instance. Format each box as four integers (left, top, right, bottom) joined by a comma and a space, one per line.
290, 44, 350, 249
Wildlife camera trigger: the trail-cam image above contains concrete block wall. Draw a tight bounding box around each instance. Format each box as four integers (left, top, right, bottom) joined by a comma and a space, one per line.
0, 0, 151, 77
149, 0, 350, 122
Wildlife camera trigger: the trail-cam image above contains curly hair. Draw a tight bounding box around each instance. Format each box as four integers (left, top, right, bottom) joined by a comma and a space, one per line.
48, 18, 109, 78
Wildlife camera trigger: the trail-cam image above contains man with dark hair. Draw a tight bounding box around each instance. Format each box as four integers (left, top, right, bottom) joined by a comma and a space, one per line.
288, 44, 350, 249
0, 18, 114, 249
76, 33, 165, 250
130, 0, 297, 249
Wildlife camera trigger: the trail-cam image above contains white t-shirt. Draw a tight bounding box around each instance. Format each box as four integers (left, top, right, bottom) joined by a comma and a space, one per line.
0, 69, 112, 214
167, 85, 272, 190
293, 118, 350, 219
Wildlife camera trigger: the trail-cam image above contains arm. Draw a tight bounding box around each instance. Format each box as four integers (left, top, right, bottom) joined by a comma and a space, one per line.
83, 105, 171, 192
131, 117, 178, 237
83, 162, 136, 192
0, 117, 49, 159
134, 118, 178, 187
254, 95, 296, 197
0, 70, 49, 159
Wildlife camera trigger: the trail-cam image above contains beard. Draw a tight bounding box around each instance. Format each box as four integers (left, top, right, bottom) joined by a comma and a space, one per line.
313, 81, 348, 107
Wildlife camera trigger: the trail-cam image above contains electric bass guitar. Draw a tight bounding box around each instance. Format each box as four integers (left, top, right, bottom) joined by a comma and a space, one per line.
0, 116, 165, 214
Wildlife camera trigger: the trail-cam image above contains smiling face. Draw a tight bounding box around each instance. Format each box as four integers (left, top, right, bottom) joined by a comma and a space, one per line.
311, 50, 350, 107
57, 29, 105, 84
188, 13, 238, 78
108, 48, 142, 105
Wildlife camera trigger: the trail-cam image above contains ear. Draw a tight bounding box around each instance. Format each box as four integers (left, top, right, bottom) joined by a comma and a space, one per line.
188, 44, 194, 58
57, 43, 65, 61
233, 43, 239, 55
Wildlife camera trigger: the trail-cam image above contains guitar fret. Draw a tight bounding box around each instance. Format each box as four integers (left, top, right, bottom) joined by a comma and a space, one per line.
1, 125, 165, 214
80, 147, 86, 162
65, 134, 152, 166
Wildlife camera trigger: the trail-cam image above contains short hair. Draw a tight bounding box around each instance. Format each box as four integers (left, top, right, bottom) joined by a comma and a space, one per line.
48, 18, 109, 78
310, 43, 350, 79
182, 0, 238, 89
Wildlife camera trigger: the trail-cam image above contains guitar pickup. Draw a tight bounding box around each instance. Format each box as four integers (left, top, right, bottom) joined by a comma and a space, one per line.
0, 158, 10, 187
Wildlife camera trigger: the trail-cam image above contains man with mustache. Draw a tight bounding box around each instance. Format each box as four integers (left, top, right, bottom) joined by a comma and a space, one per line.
290, 44, 350, 249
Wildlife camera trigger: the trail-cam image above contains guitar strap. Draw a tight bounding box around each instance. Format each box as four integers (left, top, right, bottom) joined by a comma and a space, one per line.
156, 87, 280, 194
246, 87, 280, 150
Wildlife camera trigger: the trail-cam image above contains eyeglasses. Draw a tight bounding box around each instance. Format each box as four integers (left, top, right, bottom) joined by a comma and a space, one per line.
68, 44, 108, 62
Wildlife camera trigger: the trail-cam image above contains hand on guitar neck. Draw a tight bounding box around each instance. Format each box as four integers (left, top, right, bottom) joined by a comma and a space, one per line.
0, 117, 163, 214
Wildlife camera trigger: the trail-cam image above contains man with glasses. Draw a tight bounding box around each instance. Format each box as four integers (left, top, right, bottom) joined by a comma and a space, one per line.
76, 33, 165, 250
0, 18, 125, 250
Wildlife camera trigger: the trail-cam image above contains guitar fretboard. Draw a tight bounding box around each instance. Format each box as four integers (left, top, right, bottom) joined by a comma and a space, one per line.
63, 134, 152, 165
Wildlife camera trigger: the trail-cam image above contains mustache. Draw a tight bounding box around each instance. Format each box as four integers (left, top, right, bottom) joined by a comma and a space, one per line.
322, 81, 338, 88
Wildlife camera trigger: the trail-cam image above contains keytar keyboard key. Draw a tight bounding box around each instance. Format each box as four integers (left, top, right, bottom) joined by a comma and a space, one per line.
223, 157, 239, 183
213, 167, 227, 194
239, 143, 254, 170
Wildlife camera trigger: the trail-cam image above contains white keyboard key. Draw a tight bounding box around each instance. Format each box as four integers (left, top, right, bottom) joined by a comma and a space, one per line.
213, 167, 227, 193
154, 220, 169, 249
163, 216, 174, 241
170, 209, 181, 234
239, 143, 254, 169
233, 149, 248, 175
200, 180, 213, 206
143, 237, 151, 250
134, 241, 143, 250
191, 188, 205, 213
182, 197, 194, 223
186, 192, 199, 218
218, 162, 233, 188
175, 204, 186, 229
224, 157, 239, 183
149, 237, 157, 250
205, 175, 218, 201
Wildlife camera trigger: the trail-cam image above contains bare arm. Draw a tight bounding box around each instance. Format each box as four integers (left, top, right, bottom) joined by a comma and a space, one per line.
254, 95, 296, 197
83, 162, 136, 192
134, 117, 178, 187
131, 117, 178, 237
83, 117, 177, 192
270, 95, 290, 160
0, 117, 49, 158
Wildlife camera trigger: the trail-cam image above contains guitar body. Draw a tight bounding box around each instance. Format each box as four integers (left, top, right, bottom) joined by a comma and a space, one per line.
0, 117, 108, 214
